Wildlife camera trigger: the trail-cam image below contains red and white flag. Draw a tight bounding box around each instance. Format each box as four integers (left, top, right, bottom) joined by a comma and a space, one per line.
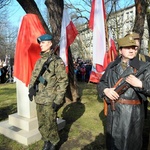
103, 29, 118, 69
59, 9, 78, 73
108, 30, 118, 61
14, 14, 46, 86
89, 0, 107, 83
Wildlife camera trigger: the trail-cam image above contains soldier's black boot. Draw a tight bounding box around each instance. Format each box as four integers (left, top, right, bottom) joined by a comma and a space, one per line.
42, 141, 55, 150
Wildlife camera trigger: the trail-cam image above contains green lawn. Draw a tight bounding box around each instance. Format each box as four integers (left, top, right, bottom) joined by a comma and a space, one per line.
0, 82, 150, 150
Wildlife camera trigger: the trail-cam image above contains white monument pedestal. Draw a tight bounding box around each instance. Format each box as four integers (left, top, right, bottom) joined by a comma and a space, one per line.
0, 113, 41, 145
0, 79, 65, 146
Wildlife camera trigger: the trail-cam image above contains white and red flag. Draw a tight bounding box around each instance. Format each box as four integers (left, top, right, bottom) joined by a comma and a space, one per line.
103, 29, 118, 70
89, 0, 106, 83
59, 9, 78, 73
89, 0, 117, 83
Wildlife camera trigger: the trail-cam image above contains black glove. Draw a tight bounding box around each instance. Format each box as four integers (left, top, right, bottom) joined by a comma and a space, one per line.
52, 102, 60, 112
28, 93, 33, 101
28, 86, 36, 101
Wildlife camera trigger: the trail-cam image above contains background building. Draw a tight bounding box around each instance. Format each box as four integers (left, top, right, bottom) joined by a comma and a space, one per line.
107, 4, 149, 55
72, 4, 149, 61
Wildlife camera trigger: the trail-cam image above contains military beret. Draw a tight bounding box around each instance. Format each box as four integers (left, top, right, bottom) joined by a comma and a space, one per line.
37, 34, 53, 43
125, 31, 140, 39
117, 36, 137, 48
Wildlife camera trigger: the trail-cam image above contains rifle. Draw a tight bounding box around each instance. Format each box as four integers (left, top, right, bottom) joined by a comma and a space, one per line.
28, 55, 53, 101
111, 63, 150, 110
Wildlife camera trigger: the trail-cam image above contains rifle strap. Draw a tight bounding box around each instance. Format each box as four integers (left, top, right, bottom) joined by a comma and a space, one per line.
33, 55, 53, 86
113, 78, 123, 88
114, 68, 137, 87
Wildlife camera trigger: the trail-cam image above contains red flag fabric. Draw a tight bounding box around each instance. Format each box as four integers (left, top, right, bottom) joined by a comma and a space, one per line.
88, 0, 96, 30
89, 0, 107, 83
14, 14, 46, 86
109, 34, 118, 61
59, 9, 78, 73
103, 30, 118, 69
89, 67, 103, 83
89, 32, 118, 83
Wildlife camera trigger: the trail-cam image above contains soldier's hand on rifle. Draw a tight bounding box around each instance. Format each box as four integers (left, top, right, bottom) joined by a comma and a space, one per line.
126, 75, 143, 88
104, 88, 119, 101
28, 86, 36, 101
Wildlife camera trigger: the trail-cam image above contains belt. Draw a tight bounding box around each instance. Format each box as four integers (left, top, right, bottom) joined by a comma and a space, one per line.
117, 98, 141, 105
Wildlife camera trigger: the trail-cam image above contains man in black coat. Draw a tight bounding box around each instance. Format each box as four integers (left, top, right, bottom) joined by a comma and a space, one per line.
126, 32, 150, 118
97, 35, 150, 150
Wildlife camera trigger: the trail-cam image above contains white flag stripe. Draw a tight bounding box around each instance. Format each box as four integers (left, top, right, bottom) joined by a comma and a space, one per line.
93, 0, 106, 66
59, 9, 70, 67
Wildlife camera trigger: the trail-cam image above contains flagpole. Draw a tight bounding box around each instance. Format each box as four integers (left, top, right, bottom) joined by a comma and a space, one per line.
102, 0, 109, 52
105, 20, 109, 51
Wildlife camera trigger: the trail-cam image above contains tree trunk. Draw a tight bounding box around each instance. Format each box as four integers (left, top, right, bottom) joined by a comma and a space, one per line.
133, 0, 147, 41
65, 47, 80, 102
45, 0, 63, 46
146, 2, 150, 53
17, 0, 50, 34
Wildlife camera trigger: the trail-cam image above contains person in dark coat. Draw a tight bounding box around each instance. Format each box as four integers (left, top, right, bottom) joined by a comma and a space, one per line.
97, 35, 150, 150
125, 31, 150, 118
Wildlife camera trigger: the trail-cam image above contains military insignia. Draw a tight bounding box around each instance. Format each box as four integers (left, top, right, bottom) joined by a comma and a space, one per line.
129, 36, 133, 41
61, 61, 65, 65
129, 31, 133, 35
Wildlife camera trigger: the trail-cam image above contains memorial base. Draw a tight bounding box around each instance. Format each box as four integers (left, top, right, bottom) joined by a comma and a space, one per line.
0, 113, 66, 146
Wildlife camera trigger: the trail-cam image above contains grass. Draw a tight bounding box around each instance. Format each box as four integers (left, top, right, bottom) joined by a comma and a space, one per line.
0, 82, 150, 150
0, 83, 17, 121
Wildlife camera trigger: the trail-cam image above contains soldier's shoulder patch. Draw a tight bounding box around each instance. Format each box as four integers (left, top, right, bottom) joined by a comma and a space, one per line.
60, 61, 65, 65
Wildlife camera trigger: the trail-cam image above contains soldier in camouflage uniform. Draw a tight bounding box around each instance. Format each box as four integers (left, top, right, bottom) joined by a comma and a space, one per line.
29, 34, 68, 150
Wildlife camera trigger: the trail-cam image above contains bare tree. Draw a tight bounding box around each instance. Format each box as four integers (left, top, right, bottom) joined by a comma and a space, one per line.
0, 0, 11, 9
0, 1, 17, 60
133, 0, 147, 41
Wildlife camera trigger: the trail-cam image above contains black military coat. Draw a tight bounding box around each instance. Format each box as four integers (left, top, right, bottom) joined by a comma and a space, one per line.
97, 56, 150, 150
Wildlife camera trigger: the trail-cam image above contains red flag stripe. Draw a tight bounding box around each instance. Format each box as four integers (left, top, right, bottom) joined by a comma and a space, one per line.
89, 0, 106, 30
66, 21, 78, 46
14, 14, 46, 86
60, 9, 78, 73
88, 0, 96, 30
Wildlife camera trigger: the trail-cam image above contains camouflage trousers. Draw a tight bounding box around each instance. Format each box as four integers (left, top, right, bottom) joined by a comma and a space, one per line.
36, 103, 60, 145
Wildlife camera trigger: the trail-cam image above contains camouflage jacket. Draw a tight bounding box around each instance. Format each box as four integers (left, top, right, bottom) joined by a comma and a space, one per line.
29, 50, 68, 105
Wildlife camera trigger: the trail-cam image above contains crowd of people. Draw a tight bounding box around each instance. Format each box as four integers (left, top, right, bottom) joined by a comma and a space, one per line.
0, 60, 14, 83
73, 57, 92, 83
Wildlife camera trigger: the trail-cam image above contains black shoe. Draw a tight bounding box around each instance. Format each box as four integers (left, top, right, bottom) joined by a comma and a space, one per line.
42, 141, 55, 150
